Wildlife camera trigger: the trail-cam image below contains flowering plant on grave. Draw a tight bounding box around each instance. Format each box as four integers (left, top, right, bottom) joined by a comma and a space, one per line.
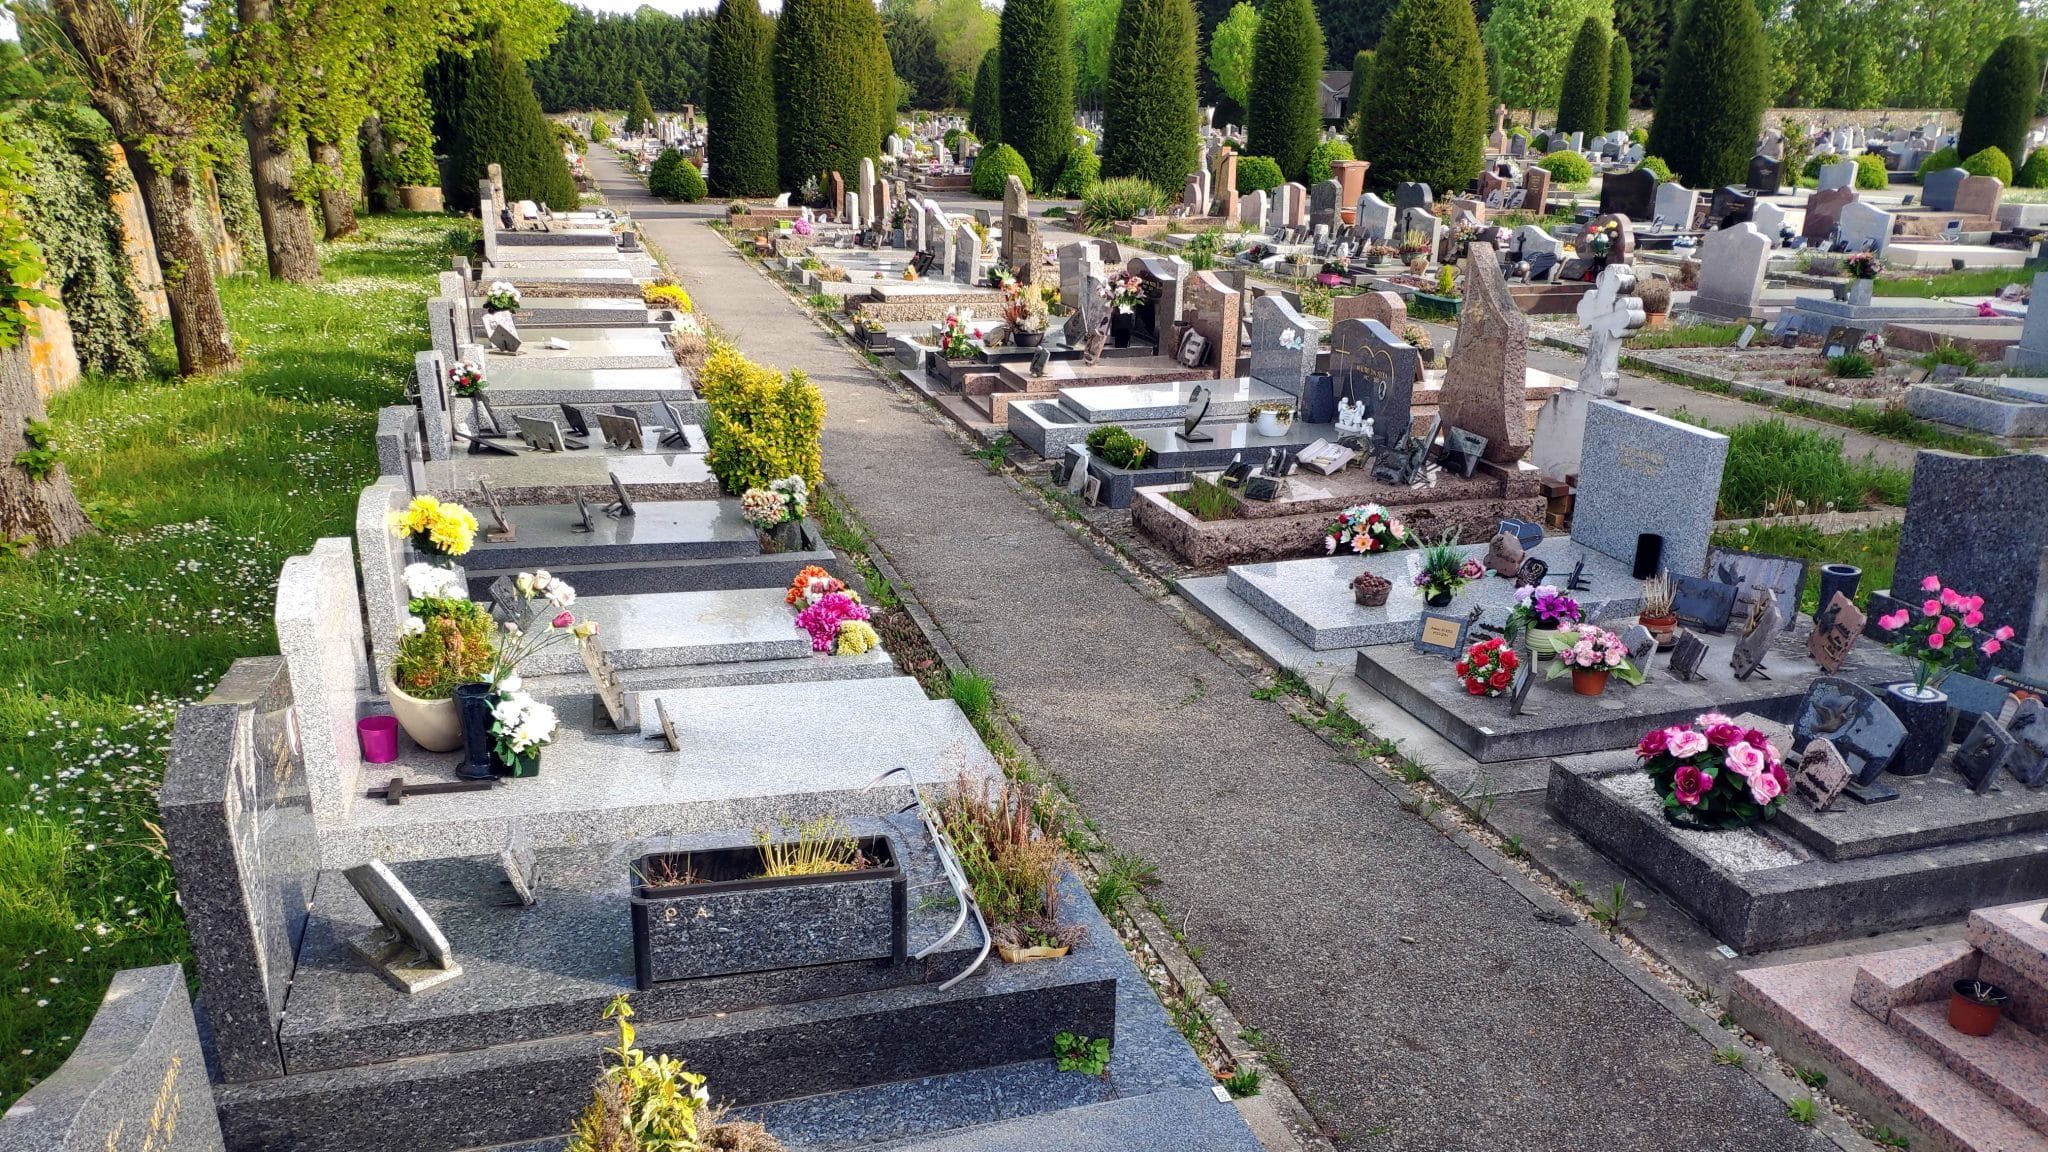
482, 280, 522, 314
486, 570, 593, 686
1002, 281, 1048, 334
1639, 712, 1788, 830
786, 564, 846, 606
1323, 503, 1412, 555
392, 569, 496, 700
490, 688, 560, 775
1875, 574, 2011, 693
793, 215, 814, 238
1543, 624, 1644, 684
1507, 584, 1582, 634
739, 475, 809, 529
389, 495, 478, 558
1413, 538, 1485, 600
1455, 637, 1519, 697
794, 590, 871, 653
1107, 272, 1148, 314
447, 359, 486, 398
936, 310, 977, 359
1844, 251, 1882, 280
834, 618, 882, 655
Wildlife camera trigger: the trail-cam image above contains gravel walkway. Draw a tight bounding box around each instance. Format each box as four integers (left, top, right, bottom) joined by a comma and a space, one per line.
594, 151, 1837, 1152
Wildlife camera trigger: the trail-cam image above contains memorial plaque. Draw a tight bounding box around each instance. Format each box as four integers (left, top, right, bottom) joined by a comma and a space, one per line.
606, 471, 636, 518
1807, 592, 1864, 674
488, 575, 520, 617
1414, 611, 1471, 657
514, 414, 567, 453
572, 493, 596, 533
558, 403, 591, 437
1564, 555, 1591, 593
2007, 698, 2048, 787
1707, 548, 1809, 620
657, 399, 692, 449
341, 860, 463, 993
1515, 556, 1550, 588
477, 479, 514, 543
1672, 574, 1739, 633
1178, 383, 1214, 444
1731, 589, 1782, 680
1500, 518, 1544, 551
1219, 455, 1251, 487
1439, 426, 1488, 479
1942, 672, 2012, 742
1508, 657, 1538, 716
597, 412, 645, 450
654, 697, 682, 752
1668, 629, 1708, 681
1620, 623, 1656, 683
1790, 738, 1851, 811
1793, 677, 1907, 787
1952, 713, 2017, 793
580, 631, 629, 730
500, 827, 540, 907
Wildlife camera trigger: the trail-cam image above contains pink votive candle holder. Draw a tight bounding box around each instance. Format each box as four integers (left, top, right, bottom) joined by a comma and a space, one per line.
358, 715, 400, 764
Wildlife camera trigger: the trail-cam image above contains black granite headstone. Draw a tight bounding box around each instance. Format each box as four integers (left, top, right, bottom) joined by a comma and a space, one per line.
1599, 168, 1658, 221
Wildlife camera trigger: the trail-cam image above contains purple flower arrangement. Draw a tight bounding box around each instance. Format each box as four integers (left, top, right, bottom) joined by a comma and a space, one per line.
795, 592, 870, 653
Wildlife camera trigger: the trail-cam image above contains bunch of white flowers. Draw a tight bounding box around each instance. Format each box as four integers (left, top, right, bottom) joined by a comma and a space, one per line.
514, 569, 576, 610
402, 562, 467, 602
491, 692, 559, 755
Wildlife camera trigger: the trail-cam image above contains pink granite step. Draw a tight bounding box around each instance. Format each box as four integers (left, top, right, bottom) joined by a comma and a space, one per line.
1735, 956, 2048, 1152
1892, 1000, 2048, 1134
1853, 941, 1979, 1022
1986, 955, 2048, 1035
1969, 902, 2048, 1004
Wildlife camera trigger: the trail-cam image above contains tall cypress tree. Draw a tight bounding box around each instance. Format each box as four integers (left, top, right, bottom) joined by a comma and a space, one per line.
1647, 0, 1767, 187
442, 40, 580, 211
1103, 0, 1200, 191
1246, 0, 1325, 182
1605, 36, 1632, 131
1959, 35, 2039, 168
708, 0, 779, 196
1351, 0, 1487, 193
626, 79, 655, 136
775, 0, 888, 191
1000, 0, 1076, 187
970, 48, 1003, 142
1349, 49, 1373, 126
1553, 18, 1608, 137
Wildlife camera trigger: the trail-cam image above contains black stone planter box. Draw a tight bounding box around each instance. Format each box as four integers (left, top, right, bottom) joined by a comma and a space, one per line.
631, 837, 906, 988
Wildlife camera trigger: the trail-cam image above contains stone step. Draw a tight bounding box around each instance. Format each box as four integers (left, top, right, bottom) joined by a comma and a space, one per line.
1970, 902, 2048, 1009
1852, 940, 1979, 1022
1892, 1000, 2048, 1133
515, 588, 816, 675
519, 650, 899, 729
1734, 955, 2048, 1152
857, 1087, 1262, 1152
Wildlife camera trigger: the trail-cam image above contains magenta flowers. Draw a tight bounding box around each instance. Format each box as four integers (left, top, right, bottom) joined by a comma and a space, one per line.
795, 592, 871, 653
1639, 711, 1787, 830
1877, 574, 2007, 693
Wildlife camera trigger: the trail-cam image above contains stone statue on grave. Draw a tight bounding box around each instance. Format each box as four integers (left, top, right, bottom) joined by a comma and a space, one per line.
1574, 263, 1645, 398
1335, 397, 1368, 436
1485, 530, 1524, 577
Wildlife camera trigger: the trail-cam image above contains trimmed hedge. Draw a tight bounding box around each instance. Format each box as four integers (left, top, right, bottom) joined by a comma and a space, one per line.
1854, 152, 1889, 190
1304, 138, 1356, 184
1554, 18, 1609, 137
1056, 145, 1100, 197
1102, 0, 1201, 194
1537, 151, 1592, 185
775, 0, 890, 192
649, 150, 706, 201
627, 80, 655, 136
1916, 146, 1959, 177
708, 0, 780, 197
1960, 35, 2039, 169
1646, 0, 1768, 188
1638, 155, 1671, 180
1000, 0, 1076, 189
699, 341, 826, 494
1247, 0, 1326, 181
1236, 154, 1285, 192
1961, 146, 2013, 184
2019, 147, 2048, 188
972, 144, 1034, 199
1353, 0, 1487, 194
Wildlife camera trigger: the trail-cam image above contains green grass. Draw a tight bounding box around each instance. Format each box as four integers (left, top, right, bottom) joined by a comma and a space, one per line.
1165, 475, 1239, 522
1708, 521, 1902, 616
1714, 418, 1911, 518
1626, 320, 1751, 349
1874, 266, 2033, 298
0, 213, 466, 1106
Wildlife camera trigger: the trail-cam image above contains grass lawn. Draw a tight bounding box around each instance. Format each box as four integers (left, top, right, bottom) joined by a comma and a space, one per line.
1874, 266, 2033, 298
1713, 418, 1912, 518
0, 213, 466, 1106
1626, 320, 1751, 350
1709, 520, 1901, 617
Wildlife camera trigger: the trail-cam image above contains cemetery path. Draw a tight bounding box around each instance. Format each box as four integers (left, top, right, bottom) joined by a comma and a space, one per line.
596, 152, 1836, 1152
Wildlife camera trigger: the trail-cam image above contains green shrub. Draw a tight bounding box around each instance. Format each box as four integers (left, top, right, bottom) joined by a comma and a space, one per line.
1537, 151, 1592, 185
1916, 146, 1959, 177
1639, 155, 1672, 181
1530, 131, 1551, 153
439, 38, 580, 212
698, 341, 826, 493
1960, 35, 2040, 169
1605, 35, 1631, 132
2018, 147, 2048, 188
589, 117, 611, 143
1628, 126, 1647, 144
647, 150, 706, 201
1304, 138, 1355, 185
1085, 424, 1150, 468
626, 80, 655, 136
1827, 352, 1874, 379
972, 143, 1034, 199
1351, 0, 1487, 193
1647, 0, 1769, 187
1854, 152, 1889, 190
1236, 154, 1285, 192
1082, 175, 1164, 227
708, 0, 780, 196
1056, 145, 1100, 197
1101, 0, 1200, 194
775, 0, 891, 192
1000, 0, 1077, 187
1247, 0, 1325, 181
1961, 146, 2013, 184
1554, 18, 1609, 137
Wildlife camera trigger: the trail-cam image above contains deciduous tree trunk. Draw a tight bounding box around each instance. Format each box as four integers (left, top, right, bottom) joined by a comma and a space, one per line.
238, 0, 323, 282
311, 136, 359, 238
0, 344, 93, 553
126, 148, 239, 375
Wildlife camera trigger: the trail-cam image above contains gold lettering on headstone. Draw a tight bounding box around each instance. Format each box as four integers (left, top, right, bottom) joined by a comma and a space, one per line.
1618, 445, 1666, 476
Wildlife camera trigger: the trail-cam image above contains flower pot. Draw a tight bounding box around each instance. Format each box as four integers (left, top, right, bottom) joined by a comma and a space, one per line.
1529, 627, 1569, 656
997, 942, 1071, 964
1300, 373, 1337, 424
1425, 588, 1455, 608
1255, 410, 1290, 437
500, 748, 540, 779
1949, 982, 2007, 1037
1352, 574, 1391, 607
1638, 612, 1679, 648
358, 715, 400, 764
1847, 278, 1875, 306
1885, 683, 1950, 776
454, 683, 500, 781
1643, 310, 1669, 328
1816, 565, 1861, 622
757, 520, 806, 554
1110, 312, 1134, 348
1317, 273, 1344, 286
397, 185, 444, 212
1014, 330, 1044, 347
1571, 667, 1611, 696
385, 675, 463, 752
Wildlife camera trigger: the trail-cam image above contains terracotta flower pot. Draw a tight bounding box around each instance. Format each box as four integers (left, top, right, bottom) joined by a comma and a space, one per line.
1570, 667, 1611, 696
1639, 612, 1678, 648
1949, 983, 2007, 1037
385, 674, 462, 752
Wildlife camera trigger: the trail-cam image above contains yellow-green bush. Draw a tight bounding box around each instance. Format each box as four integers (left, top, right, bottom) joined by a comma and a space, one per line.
698, 341, 826, 494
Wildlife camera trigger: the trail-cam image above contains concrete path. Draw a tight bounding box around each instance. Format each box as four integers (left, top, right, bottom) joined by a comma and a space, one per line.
594, 150, 1835, 1152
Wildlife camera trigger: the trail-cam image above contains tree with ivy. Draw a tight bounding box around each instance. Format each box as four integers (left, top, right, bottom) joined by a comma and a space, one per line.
1247, 0, 1325, 181
1646, 0, 1767, 187
1553, 17, 1608, 136
1103, 0, 1200, 191
999, 0, 1076, 186
969, 47, 1002, 141
1959, 35, 2038, 169
708, 0, 779, 196
1353, 0, 1488, 192
19, 0, 239, 375
0, 130, 92, 552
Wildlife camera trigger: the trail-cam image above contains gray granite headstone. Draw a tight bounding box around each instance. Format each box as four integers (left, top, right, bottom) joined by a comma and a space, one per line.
1569, 398, 1728, 577
1690, 222, 1770, 321
0, 965, 226, 1151
1248, 293, 1324, 399
1922, 167, 1968, 212
953, 221, 982, 285
2004, 271, 2048, 372
1890, 451, 2048, 657
1653, 182, 1694, 228
1309, 179, 1342, 233
1953, 713, 2017, 792
1837, 200, 1892, 253
158, 657, 318, 1082
1395, 182, 1433, 215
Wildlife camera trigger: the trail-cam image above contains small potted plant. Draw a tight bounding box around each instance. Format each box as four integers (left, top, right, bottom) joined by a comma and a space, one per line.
1084, 424, 1152, 470
1250, 400, 1294, 438
1318, 256, 1349, 287
481, 280, 521, 315
1950, 979, 2010, 1037
1637, 274, 1672, 329
1843, 250, 1882, 306
1549, 624, 1637, 695
1416, 264, 1462, 319
936, 777, 1084, 964
1875, 574, 2012, 774
1639, 572, 1679, 647
1400, 323, 1435, 366
1413, 539, 1485, 607
386, 564, 496, 752
1507, 585, 1582, 655
1351, 570, 1392, 607
1004, 282, 1049, 347
1325, 503, 1412, 555
1638, 711, 1788, 830
741, 475, 810, 553
388, 494, 477, 564
1456, 637, 1519, 697
794, 587, 875, 654
1107, 272, 1147, 347
446, 359, 486, 399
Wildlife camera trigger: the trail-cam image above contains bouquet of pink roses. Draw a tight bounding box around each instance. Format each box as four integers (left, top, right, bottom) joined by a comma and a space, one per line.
1638, 712, 1787, 830
1875, 574, 2012, 693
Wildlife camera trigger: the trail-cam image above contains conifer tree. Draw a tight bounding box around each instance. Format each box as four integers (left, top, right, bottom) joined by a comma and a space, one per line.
626, 79, 655, 136
775, 0, 889, 191
1959, 35, 2039, 169
1348, 49, 1373, 127
1352, 0, 1487, 193
1647, 0, 1767, 187
443, 39, 580, 211
708, 0, 779, 196
1102, 0, 1200, 192
1553, 18, 1608, 137
1000, 0, 1076, 187
970, 48, 1002, 141
1246, 0, 1324, 182
1606, 35, 1632, 131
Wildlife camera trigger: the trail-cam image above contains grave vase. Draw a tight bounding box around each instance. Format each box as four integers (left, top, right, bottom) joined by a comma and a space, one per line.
1884, 683, 1949, 775
1301, 374, 1337, 424
1570, 666, 1611, 696
1816, 565, 1861, 620
454, 683, 500, 781
757, 520, 806, 554
1847, 278, 1875, 306
385, 675, 463, 752
1110, 311, 1134, 348
1424, 588, 1455, 608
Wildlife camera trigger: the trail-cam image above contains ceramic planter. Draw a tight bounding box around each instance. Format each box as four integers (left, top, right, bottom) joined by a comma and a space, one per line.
1254, 410, 1291, 437
1352, 573, 1391, 607
631, 837, 905, 989
1886, 683, 1950, 775
385, 676, 462, 752
1014, 330, 1045, 347
1949, 981, 2007, 1037
1638, 613, 1679, 648
1571, 667, 1611, 696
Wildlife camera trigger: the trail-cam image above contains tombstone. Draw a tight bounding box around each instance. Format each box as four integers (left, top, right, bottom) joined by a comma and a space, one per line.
1791, 740, 1852, 810
829, 171, 846, 218
1688, 222, 1770, 321
1954, 175, 2003, 219
843, 189, 860, 228
1240, 188, 1271, 232
1000, 175, 1039, 285
953, 221, 983, 285
1817, 159, 1860, 192
2009, 698, 2048, 786
1436, 243, 1529, 464
1183, 171, 1205, 214
1653, 182, 1695, 229
1751, 200, 1787, 246
2012, 273, 2048, 373
1332, 289, 1407, 331
1835, 200, 1889, 253
1575, 264, 1644, 397
1248, 294, 1324, 398
877, 180, 894, 240
1672, 573, 1741, 632
1707, 186, 1756, 229
1567, 131, 1584, 152
1490, 103, 1509, 153
1793, 677, 1907, 787
1746, 153, 1784, 194
1600, 167, 1659, 220
1952, 714, 2018, 792
1922, 167, 1968, 212
1354, 193, 1395, 242
1396, 182, 1434, 216
1184, 270, 1243, 377
1570, 398, 1729, 577
1731, 589, 1783, 679
1530, 388, 1589, 482
1400, 207, 1443, 257
1329, 318, 1420, 451
1058, 241, 1108, 315
1126, 254, 1190, 351
1281, 182, 1310, 226
885, 133, 902, 158
1310, 179, 1342, 233
1802, 187, 1859, 245
1509, 135, 1529, 158
1887, 451, 2048, 660
1215, 151, 1241, 220
159, 656, 319, 1081
1522, 166, 1552, 210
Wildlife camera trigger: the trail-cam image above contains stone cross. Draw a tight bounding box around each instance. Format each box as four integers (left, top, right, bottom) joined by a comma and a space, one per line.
1575, 263, 1645, 398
